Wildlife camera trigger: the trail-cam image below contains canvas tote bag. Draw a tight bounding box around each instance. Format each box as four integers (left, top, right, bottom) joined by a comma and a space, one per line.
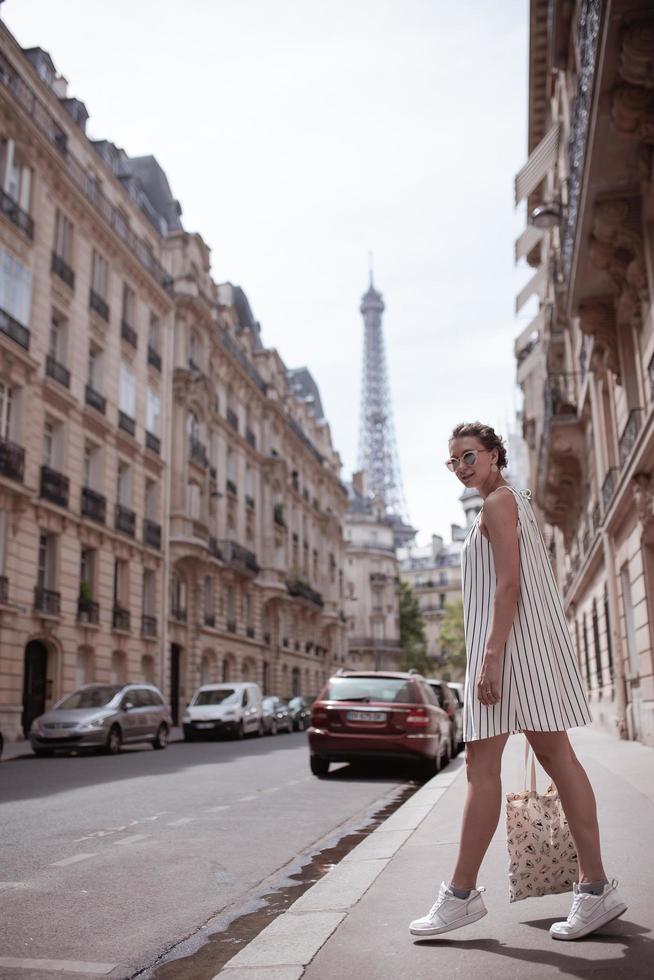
506, 740, 578, 902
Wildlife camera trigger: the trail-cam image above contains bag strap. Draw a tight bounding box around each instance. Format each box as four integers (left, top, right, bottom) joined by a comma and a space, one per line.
524, 739, 537, 793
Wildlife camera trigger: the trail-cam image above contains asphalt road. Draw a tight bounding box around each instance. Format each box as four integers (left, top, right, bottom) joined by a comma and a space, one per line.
0, 731, 414, 979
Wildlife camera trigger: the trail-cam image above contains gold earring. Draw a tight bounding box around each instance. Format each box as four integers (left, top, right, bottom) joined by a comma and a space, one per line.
491, 463, 498, 472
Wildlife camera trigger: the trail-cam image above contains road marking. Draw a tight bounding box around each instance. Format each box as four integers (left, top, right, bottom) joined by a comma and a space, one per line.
206, 805, 229, 813
237, 794, 256, 802
49, 853, 97, 867
113, 833, 149, 846
0, 958, 116, 975
167, 817, 194, 826
260, 786, 279, 794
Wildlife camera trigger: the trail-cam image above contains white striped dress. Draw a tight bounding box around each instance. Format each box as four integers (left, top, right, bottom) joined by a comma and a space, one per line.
461, 484, 592, 742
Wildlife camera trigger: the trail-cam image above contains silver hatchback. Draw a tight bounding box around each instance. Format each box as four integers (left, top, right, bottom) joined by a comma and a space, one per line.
29, 683, 173, 756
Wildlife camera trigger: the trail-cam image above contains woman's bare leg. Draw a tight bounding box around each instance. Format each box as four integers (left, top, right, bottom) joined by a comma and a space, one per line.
525, 730, 606, 883
450, 732, 510, 890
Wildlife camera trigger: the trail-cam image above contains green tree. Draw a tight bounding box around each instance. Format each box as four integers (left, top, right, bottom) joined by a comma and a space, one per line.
438, 598, 467, 679
399, 580, 431, 675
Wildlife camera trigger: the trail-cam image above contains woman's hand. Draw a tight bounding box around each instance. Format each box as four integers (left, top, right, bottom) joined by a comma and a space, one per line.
477, 654, 501, 706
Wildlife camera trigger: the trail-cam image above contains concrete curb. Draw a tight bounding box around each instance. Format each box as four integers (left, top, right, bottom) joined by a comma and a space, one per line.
213, 756, 466, 979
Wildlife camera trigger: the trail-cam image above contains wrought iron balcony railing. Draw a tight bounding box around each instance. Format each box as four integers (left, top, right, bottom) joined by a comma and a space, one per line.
85, 383, 106, 414
601, 467, 620, 514
81, 486, 107, 525
286, 578, 324, 607
77, 597, 99, 624
226, 408, 238, 431
204, 613, 216, 629
0, 306, 30, 350
145, 431, 160, 455
45, 354, 71, 388
118, 411, 136, 437
171, 604, 187, 622
40, 464, 69, 507
121, 319, 137, 348
34, 586, 61, 616
226, 478, 237, 496
245, 494, 255, 510
147, 344, 161, 371
115, 503, 136, 537
143, 518, 161, 550
89, 289, 110, 322
219, 539, 259, 575
618, 408, 643, 467
0, 187, 34, 238
189, 437, 208, 468
273, 504, 286, 528
141, 614, 157, 638
245, 428, 256, 448
51, 251, 75, 289
349, 637, 403, 650
226, 619, 237, 633
112, 605, 131, 631
0, 575, 8, 603
0, 436, 25, 482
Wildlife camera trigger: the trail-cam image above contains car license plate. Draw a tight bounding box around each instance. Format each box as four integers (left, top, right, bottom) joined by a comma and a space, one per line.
346, 711, 386, 722
195, 722, 215, 729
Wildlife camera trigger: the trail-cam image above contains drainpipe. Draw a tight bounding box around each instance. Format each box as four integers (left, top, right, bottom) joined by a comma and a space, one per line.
601, 529, 628, 739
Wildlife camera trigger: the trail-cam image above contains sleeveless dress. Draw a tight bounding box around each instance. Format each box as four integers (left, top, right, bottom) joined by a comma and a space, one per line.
461, 484, 591, 742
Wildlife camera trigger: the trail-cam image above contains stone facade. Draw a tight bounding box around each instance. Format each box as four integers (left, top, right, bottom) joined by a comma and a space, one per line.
0, 26, 347, 741
514, 0, 654, 745
343, 472, 402, 671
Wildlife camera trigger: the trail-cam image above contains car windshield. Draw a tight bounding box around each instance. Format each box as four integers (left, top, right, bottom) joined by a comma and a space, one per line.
193, 689, 238, 706
325, 677, 414, 703
57, 686, 123, 710
262, 697, 276, 708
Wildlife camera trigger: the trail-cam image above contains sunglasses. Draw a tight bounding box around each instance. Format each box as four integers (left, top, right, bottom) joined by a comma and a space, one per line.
445, 449, 491, 472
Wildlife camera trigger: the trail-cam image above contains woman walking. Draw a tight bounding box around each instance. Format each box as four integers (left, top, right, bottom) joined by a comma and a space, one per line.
409, 422, 627, 941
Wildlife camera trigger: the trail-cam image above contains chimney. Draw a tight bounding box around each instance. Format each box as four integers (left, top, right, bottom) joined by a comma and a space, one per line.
352, 470, 367, 496
431, 534, 443, 558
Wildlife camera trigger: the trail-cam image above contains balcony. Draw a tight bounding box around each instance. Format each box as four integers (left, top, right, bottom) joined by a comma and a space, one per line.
145, 430, 161, 455
147, 344, 161, 372
0, 187, 34, 238
171, 604, 187, 623
370, 572, 389, 584
51, 251, 75, 290
121, 319, 138, 348
143, 518, 161, 550
245, 494, 255, 510
45, 354, 71, 389
77, 597, 99, 625
81, 486, 107, 525
85, 383, 106, 414
204, 613, 216, 629
0, 574, 8, 603
40, 465, 69, 508
219, 539, 259, 576
286, 578, 324, 608
246, 626, 255, 639
245, 428, 256, 449
0, 436, 25, 482
208, 535, 223, 560
226, 478, 237, 497
209, 465, 217, 481
115, 503, 136, 538
602, 467, 620, 514
227, 619, 237, 633
118, 410, 136, 437
189, 437, 208, 468
89, 289, 110, 322
112, 605, 131, 632
591, 502, 601, 532
349, 637, 403, 651
618, 408, 643, 467
141, 614, 157, 638
0, 306, 30, 350
227, 408, 238, 432
34, 586, 61, 616
264, 632, 271, 645
273, 504, 286, 528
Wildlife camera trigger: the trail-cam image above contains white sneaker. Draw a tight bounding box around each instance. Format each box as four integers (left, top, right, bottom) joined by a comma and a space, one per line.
550, 879, 627, 941
409, 881, 487, 937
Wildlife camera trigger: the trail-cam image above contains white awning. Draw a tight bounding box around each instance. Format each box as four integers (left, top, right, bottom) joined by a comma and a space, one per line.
514, 123, 561, 205
514, 308, 545, 358
514, 225, 544, 264
515, 265, 547, 313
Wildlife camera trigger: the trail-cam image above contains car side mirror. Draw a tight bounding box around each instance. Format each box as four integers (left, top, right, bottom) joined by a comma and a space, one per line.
123, 701, 134, 711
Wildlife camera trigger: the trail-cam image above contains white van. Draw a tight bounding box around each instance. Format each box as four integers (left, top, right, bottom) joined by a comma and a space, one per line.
182, 682, 263, 740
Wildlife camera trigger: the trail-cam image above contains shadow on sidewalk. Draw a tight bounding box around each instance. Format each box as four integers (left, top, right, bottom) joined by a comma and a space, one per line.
413, 917, 652, 978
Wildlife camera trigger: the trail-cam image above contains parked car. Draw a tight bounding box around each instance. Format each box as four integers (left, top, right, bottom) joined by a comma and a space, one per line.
29, 683, 172, 756
426, 678, 462, 756
261, 696, 293, 735
308, 670, 451, 779
288, 696, 311, 731
0, 727, 3, 759
183, 682, 263, 740
447, 682, 465, 753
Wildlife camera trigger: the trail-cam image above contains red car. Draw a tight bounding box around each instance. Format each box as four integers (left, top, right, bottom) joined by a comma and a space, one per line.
308, 670, 452, 779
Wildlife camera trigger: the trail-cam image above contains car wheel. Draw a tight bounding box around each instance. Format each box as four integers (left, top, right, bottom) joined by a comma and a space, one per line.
105, 725, 122, 755
153, 724, 168, 750
234, 721, 244, 740
310, 754, 330, 778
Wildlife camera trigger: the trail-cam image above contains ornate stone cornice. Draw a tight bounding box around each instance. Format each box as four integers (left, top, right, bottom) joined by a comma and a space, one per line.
632, 471, 654, 540
619, 20, 654, 90
589, 197, 648, 330
577, 295, 621, 380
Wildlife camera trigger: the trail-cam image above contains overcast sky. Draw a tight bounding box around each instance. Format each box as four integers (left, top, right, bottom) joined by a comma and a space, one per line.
4, 0, 532, 544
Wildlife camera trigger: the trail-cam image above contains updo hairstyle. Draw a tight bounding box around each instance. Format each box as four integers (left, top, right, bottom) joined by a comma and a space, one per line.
450, 422, 508, 470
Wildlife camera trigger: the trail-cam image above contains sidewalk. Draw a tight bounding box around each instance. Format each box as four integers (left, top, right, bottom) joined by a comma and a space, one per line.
216, 727, 654, 979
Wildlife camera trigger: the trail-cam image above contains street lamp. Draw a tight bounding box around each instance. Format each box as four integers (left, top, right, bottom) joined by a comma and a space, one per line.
529, 201, 566, 229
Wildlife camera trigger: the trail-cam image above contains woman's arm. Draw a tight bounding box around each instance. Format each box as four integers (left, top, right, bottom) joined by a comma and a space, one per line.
477, 491, 520, 706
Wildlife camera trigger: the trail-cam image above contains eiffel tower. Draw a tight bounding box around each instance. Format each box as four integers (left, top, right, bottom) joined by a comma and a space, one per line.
357, 263, 415, 547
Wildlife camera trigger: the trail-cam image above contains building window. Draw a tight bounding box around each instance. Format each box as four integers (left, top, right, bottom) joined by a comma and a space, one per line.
91, 250, 108, 299
53, 209, 74, 263
620, 566, 639, 675
49, 309, 67, 365
42, 416, 63, 469
0, 380, 14, 439
80, 546, 96, 597
117, 460, 132, 506
603, 585, 614, 680
122, 282, 136, 326
119, 361, 136, 419
1, 138, 32, 211
0, 248, 32, 325
37, 531, 57, 590
144, 479, 158, 519
148, 313, 160, 352
146, 387, 160, 435
113, 558, 128, 605
143, 569, 156, 617
83, 441, 102, 490
581, 613, 591, 690
88, 343, 104, 392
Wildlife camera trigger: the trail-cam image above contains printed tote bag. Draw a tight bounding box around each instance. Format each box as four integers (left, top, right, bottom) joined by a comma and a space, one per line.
506, 740, 578, 902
